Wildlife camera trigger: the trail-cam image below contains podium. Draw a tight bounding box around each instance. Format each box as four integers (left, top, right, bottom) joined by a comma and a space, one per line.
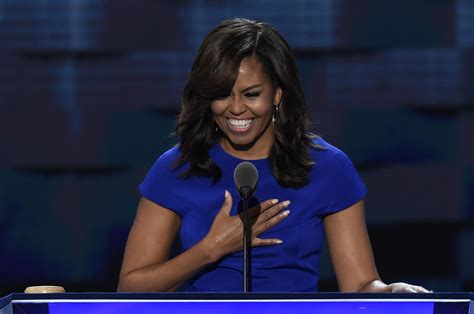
1, 292, 473, 313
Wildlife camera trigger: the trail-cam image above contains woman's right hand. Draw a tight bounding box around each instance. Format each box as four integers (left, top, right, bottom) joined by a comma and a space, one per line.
201, 190, 290, 262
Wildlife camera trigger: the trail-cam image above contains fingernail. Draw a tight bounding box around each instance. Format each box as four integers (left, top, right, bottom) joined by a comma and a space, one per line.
225, 190, 229, 198
272, 199, 279, 204
282, 210, 290, 216
275, 240, 283, 244
283, 200, 291, 206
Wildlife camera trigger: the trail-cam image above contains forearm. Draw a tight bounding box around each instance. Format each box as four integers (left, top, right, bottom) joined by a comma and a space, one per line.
118, 239, 217, 292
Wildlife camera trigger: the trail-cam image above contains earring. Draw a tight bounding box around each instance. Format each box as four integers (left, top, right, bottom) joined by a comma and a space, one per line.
272, 105, 279, 127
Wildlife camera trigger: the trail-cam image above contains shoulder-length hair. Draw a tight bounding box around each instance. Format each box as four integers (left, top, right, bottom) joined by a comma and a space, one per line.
174, 18, 320, 188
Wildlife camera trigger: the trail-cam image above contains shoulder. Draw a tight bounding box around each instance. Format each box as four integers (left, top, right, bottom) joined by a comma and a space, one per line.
147, 145, 183, 176
139, 145, 189, 216
157, 145, 181, 163
310, 136, 354, 167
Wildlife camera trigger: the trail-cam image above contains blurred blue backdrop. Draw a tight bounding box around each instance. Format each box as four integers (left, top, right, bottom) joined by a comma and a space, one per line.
0, 0, 473, 294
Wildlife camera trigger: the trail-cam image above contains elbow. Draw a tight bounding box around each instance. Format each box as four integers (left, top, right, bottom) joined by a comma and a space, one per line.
117, 273, 134, 292
117, 271, 145, 292
117, 271, 179, 293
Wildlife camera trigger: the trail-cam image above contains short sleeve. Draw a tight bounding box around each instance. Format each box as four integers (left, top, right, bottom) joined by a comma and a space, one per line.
315, 142, 368, 217
139, 147, 187, 218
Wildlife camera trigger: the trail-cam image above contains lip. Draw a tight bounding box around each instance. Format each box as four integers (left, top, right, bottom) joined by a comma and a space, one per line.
225, 118, 255, 133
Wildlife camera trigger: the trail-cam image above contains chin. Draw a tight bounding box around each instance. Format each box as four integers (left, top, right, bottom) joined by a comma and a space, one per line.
223, 133, 258, 147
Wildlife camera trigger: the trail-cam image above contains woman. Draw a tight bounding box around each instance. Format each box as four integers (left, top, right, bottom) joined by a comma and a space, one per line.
118, 18, 429, 293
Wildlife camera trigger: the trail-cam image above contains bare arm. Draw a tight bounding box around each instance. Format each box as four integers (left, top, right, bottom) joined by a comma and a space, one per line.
118, 197, 214, 292
324, 200, 430, 293
118, 191, 290, 292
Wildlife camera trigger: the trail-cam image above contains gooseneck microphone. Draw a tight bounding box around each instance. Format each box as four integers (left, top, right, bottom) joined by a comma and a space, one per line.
233, 161, 258, 293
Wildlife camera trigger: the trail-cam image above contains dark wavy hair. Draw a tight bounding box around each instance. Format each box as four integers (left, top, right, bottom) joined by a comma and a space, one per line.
174, 18, 321, 188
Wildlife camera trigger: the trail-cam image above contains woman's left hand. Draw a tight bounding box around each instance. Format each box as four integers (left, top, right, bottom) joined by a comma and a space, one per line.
388, 282, 432, 293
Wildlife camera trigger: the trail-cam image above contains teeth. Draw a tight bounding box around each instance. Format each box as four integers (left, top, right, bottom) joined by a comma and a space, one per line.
227, 119, 253, 127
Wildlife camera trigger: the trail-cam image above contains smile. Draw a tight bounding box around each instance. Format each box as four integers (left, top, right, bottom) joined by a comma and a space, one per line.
226, 118, 255, 132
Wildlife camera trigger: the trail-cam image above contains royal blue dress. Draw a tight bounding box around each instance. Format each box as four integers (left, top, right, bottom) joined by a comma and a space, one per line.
139, 137, 367, 292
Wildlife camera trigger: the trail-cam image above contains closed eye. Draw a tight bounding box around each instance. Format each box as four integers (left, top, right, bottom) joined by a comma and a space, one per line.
245, 92, 260, 98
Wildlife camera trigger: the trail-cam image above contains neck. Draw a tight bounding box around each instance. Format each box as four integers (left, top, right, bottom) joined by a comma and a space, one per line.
220, 140, 272, 160
219, 133, 274, 161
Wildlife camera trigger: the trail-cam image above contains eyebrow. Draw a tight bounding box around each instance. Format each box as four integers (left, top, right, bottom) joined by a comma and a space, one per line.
240, 84, 262, 93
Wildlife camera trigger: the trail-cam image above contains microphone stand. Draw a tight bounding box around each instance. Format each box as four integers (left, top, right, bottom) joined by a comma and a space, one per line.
240, 186, 251, 293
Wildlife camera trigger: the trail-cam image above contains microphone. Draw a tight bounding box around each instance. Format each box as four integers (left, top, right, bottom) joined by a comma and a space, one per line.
233, 161, 259, 293
233, 161, 258, 200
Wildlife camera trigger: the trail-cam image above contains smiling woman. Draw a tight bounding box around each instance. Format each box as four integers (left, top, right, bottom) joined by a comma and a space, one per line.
118, 18, 431, 294
171, 18, 319, 189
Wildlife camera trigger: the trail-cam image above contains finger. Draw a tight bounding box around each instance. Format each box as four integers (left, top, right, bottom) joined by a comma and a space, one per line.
252, 237, 283, 247
248, 199, 279, 219
218, 190, 233, 216
254, 201, 291, 226
399, 285, 422, 293
414, 285, 432, 293
254, 209, 290, 235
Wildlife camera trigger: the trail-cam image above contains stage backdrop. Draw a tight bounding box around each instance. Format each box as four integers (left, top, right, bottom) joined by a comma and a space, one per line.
0, 0, 473, 295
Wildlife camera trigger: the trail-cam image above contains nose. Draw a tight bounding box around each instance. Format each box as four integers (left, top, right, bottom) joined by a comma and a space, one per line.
228, 96, 247, 116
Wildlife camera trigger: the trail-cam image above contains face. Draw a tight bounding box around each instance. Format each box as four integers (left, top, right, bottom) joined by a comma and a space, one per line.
211, 57, 282, 156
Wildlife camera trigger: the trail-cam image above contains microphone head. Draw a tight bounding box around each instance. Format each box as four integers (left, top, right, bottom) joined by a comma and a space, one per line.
233, 161, 258, 199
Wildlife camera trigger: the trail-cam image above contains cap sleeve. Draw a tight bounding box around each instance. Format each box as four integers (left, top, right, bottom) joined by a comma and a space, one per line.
316, 144, 368, 217
139, 147, 187, 218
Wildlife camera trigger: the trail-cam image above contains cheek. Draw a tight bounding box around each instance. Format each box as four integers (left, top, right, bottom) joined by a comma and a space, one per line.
210, 101, 227, 117
251, 99, 274, 118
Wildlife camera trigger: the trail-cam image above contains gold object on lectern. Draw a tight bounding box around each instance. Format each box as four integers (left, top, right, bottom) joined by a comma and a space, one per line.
24, 286, 66, 293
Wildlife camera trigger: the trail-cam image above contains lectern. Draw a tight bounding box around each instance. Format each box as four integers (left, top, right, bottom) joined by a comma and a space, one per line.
1, 292, 472, 313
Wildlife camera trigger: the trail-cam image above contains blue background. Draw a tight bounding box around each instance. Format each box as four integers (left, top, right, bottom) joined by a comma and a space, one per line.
0, 0, 473, 294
